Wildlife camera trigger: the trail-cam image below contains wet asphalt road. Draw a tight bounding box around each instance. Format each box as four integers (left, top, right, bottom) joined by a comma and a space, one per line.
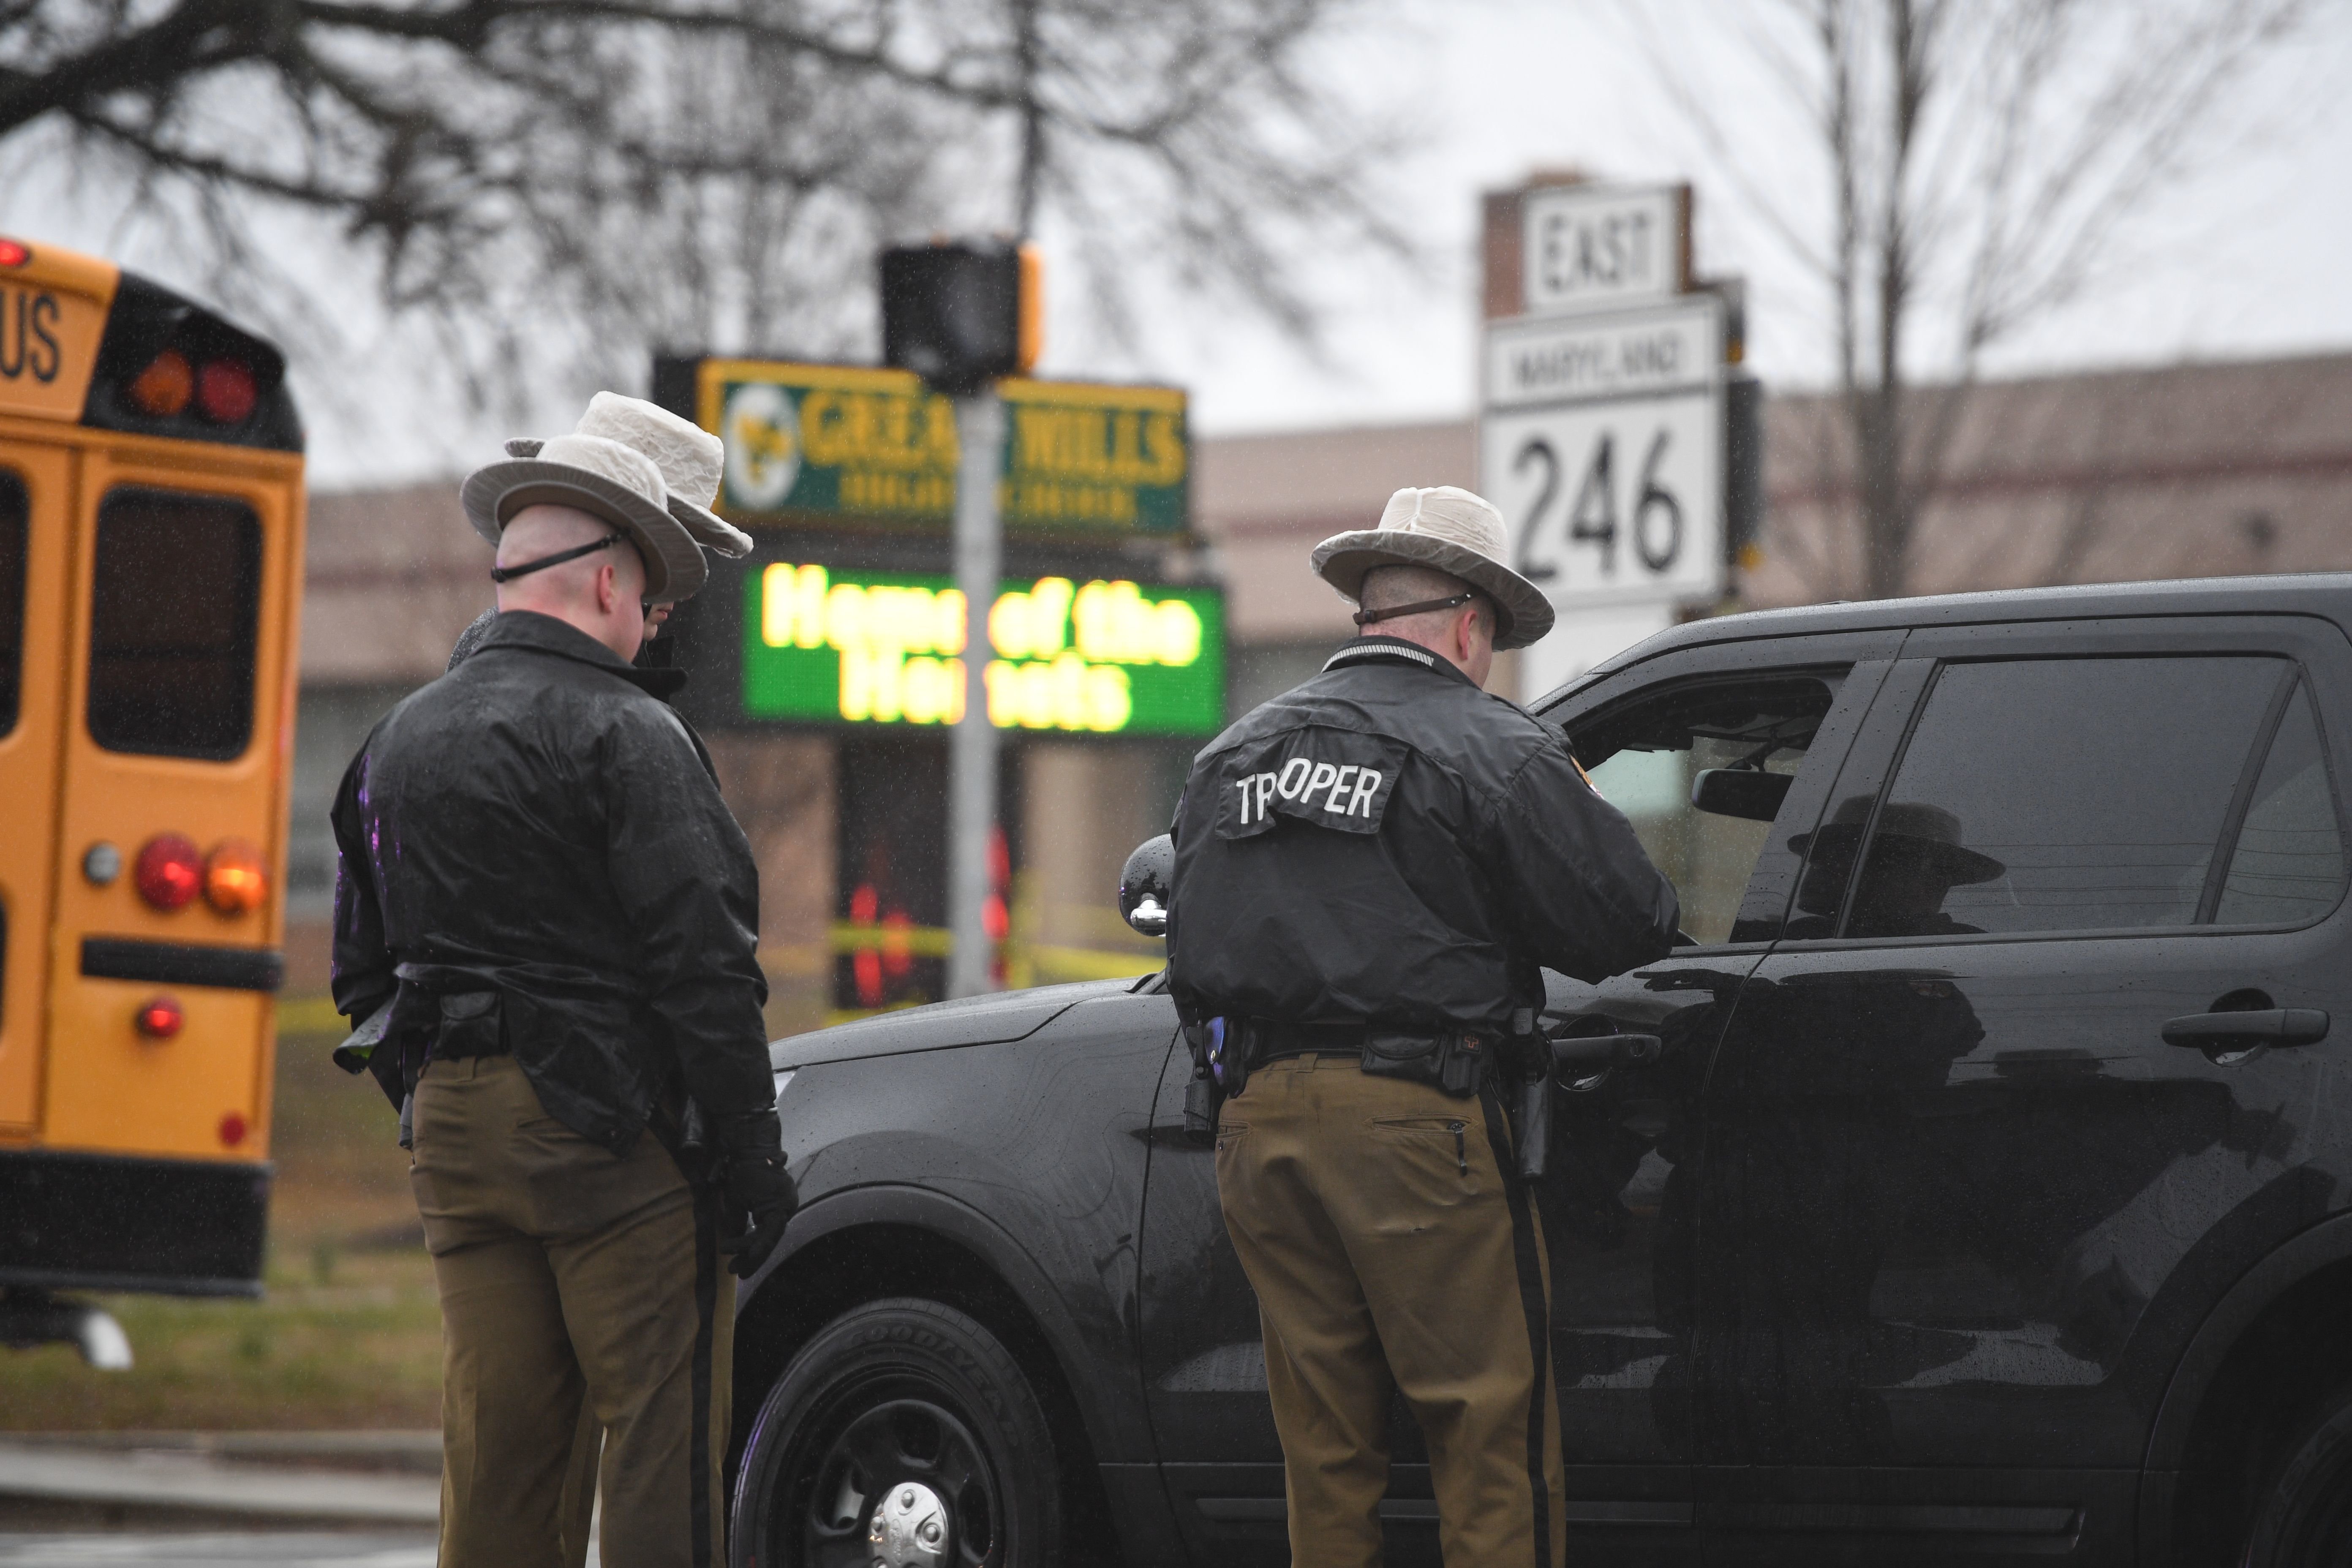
0, 1537, 436, 1566
0, 1534, 528, 1566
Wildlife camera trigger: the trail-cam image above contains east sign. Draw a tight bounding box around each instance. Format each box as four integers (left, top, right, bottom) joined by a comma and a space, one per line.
695, 359, 1189, 540
745, 564, 1225, 738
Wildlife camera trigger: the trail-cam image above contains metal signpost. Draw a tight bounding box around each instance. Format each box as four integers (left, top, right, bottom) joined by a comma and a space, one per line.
1482, 182, 1726, 699
947, 392, 1004, 999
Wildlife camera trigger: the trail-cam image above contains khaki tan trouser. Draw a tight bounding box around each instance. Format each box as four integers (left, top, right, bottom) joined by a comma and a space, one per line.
411, 1054, 732, 1568
1215, 1053, 1565, 1568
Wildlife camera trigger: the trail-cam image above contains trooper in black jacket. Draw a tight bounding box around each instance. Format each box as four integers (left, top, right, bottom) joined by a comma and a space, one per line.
330, 394, 788, 1568
1168, 485, 1679, 1568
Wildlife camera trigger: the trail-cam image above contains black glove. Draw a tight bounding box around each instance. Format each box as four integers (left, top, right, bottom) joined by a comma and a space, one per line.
717, 1112, 799, 1279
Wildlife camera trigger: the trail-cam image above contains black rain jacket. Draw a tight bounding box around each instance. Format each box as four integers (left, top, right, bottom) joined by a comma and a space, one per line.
1167, 636, 1680, 1032
329, 611, 773, 1156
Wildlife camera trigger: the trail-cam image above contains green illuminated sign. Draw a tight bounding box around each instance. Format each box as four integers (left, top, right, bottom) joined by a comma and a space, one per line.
744, 564, 1225, 737
696, 359, 1189, 540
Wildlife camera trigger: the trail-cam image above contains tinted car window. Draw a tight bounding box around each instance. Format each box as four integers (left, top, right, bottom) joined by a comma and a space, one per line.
1844, 656, 2283, 939
87, 488, 261, 760
2217, 681, 2345, 926
1576, 675, 1839, 944
0, 471, 23, 738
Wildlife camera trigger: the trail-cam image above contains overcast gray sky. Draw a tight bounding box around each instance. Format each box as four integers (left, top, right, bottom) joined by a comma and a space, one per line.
15, 0, 2352, 488
1122, 0, 2352, 438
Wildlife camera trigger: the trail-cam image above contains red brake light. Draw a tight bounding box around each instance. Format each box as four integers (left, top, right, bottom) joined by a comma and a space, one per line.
203, 839, 268, 915
135, 996, 184, 1040
128, 351, 194, 418
218, 1111, 249, 1148
0, 240, 27, 267
133, 833, 203, 910
196, 358, 258, 423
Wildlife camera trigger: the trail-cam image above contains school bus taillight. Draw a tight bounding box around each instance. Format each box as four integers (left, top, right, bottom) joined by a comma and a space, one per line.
132, 833, 203, 910
0, 238, 27, 267
197, 359, 258, 424
125, 351, 256, 424
134, 996, 184, 1040
202, 839, 268, 915
128, 350, 193, 417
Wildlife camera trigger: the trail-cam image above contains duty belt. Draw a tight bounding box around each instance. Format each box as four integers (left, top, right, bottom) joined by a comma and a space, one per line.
432, 991, 509, 1060
1252, 1017, 1518, 1100
1251, 1020, 1372, 1064
1249, 1019, 1503, 1065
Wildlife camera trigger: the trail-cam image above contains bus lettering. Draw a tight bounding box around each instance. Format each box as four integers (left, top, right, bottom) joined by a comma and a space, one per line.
30, 291, 59, 381
0, 288, 63, 383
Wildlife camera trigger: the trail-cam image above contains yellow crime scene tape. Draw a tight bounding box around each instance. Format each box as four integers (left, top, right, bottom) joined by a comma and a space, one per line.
274, 923, 1163, 1036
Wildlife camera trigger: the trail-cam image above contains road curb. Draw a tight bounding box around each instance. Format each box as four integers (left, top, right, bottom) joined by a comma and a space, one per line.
9, 1430, 441, 1474
0, 1439, 439, 1525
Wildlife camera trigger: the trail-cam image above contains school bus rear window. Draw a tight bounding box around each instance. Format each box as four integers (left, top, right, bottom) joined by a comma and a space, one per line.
0, 471, 23, 739
87, 487, 261, 760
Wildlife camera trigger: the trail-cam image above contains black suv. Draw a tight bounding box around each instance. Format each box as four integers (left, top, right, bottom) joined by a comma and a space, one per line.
725, 576, 2352, 1568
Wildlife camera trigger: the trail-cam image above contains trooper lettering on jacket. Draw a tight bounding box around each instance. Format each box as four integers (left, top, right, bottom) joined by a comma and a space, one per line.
1217, 731, 1406, 839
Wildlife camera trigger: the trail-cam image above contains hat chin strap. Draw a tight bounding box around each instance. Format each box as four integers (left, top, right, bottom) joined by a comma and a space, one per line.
1353, 591, 1475, 628
490, 528, 629, 584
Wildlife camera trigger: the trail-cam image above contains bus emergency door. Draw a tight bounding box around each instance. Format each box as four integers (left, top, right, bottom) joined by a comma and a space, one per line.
44, 443, 302, 1162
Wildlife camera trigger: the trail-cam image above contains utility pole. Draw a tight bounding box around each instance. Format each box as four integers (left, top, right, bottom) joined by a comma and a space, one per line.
879, 237, 1040, 999
946, 392, 1003, 998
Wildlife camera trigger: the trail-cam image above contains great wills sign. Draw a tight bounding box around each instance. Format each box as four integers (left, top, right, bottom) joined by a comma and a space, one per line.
694, 359, 1189, 541
744, 562, 1225, 738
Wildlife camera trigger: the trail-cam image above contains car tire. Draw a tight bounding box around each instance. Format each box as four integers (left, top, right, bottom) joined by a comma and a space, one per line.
2243, 1387, 2352, 1566
730, 1296, 1063, 1568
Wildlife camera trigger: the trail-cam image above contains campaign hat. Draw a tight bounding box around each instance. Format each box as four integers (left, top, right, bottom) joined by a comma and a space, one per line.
498, 392, 753, 566
462, 395, 710, 601
1309, 485, 1554, 650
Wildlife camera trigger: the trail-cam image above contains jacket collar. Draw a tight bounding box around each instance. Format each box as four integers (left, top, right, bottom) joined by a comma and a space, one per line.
1322, 634, 1477, 688
473, 610, 687, 698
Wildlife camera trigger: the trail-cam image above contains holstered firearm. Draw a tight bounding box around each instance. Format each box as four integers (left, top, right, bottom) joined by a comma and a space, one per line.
1181, 1074, 1220, 1145
1181, 1018, 1247, 1145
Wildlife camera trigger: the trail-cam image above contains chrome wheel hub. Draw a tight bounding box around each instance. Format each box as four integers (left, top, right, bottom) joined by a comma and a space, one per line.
868, 1479, 949, 1568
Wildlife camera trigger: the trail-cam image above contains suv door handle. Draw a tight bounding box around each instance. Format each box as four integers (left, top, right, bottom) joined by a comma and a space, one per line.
1550, 1033, 1664, 1070
2161, 1010, 2330, 1049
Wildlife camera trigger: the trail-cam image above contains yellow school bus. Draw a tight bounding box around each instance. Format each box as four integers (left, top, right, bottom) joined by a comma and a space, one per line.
0, 237, 304, 1309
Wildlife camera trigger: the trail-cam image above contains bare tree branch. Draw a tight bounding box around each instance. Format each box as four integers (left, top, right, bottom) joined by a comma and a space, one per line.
0, 0, 1410, 409
1633, 0, 2313, 599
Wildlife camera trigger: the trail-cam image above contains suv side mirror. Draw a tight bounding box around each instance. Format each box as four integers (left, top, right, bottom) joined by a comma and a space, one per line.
1120, 834, 1173, 937
1691, 768, 1792, 822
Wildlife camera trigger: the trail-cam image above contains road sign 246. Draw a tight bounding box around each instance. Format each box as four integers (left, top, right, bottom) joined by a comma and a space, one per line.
1480, 296, 1725, 609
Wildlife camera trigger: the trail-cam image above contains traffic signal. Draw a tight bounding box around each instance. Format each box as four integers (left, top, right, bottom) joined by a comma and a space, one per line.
1724, 372, 1762, 572
880, 240, 1043, 396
